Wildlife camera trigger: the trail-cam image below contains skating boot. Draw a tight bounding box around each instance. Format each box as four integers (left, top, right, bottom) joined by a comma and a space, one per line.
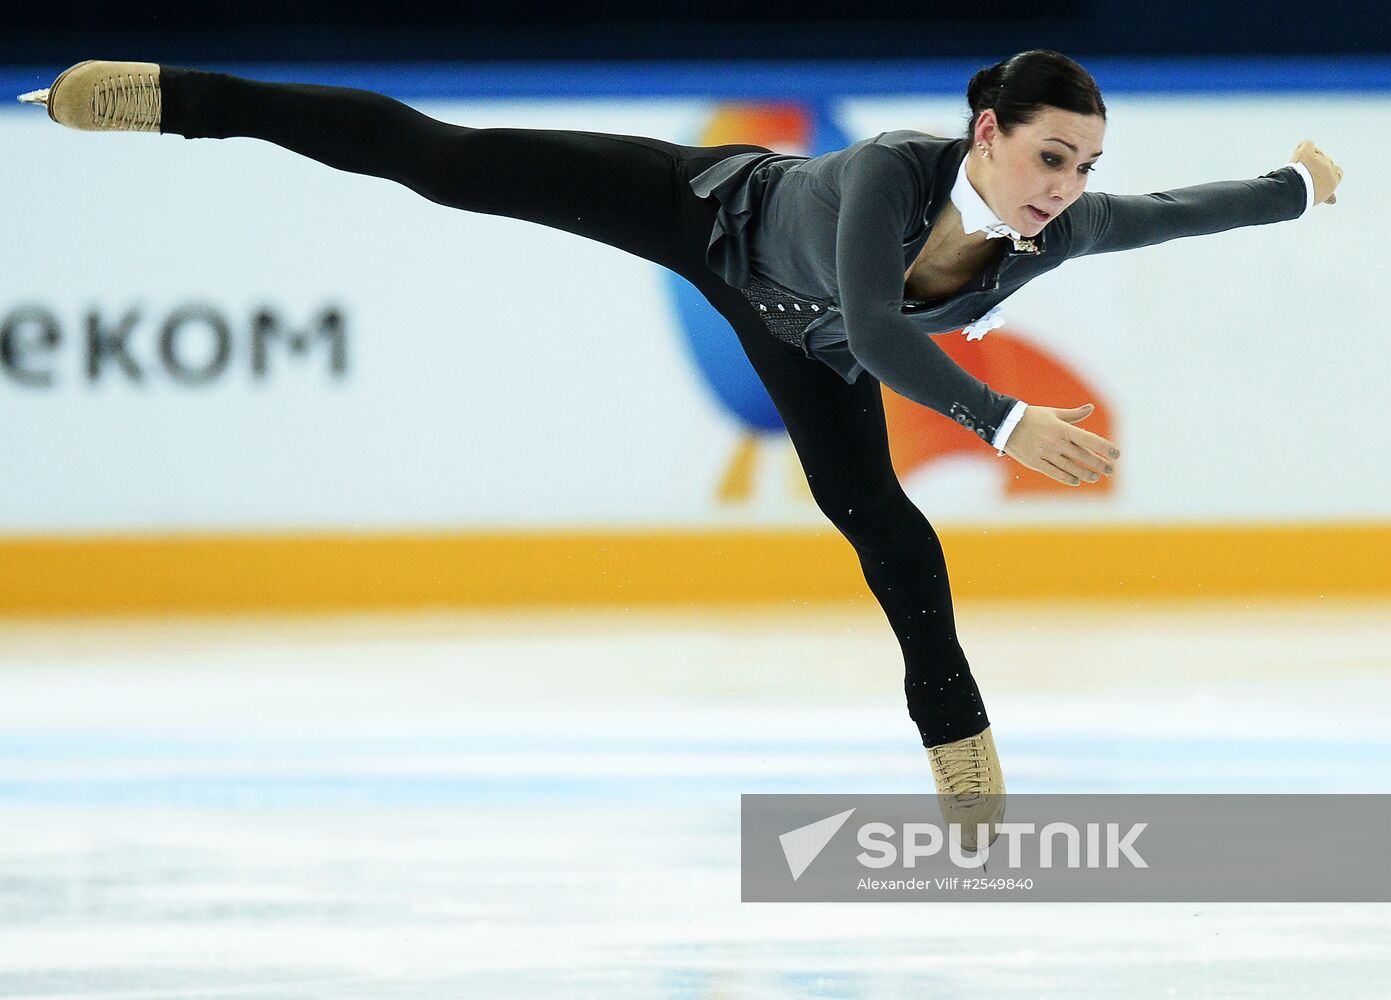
927, 724, 1006, 852
18, 60, 161, 131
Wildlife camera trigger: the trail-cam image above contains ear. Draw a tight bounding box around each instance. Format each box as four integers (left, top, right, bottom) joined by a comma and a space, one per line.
973, 109, 999, 153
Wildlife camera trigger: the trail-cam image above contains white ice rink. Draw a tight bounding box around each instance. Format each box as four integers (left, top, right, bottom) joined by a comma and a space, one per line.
1, 599, 1388, 998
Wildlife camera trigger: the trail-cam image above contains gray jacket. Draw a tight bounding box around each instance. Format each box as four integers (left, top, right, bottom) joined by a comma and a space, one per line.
689, 130, 1309, 445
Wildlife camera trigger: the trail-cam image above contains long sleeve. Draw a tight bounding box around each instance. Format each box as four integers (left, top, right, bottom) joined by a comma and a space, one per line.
1067, 163, 1312, 258
836, 142, 1020, 445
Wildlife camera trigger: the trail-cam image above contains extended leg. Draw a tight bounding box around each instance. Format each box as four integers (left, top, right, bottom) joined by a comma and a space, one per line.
158, 67, 760, 276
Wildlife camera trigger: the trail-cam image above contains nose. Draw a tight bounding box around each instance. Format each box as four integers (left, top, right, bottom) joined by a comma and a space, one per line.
1050, 174, 1084, 205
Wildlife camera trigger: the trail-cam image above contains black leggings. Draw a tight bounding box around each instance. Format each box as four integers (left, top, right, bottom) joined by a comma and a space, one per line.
159, 68, 989, 748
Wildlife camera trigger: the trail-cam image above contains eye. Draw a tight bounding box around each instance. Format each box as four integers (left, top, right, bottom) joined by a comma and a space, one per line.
1043, 151, 1098, 175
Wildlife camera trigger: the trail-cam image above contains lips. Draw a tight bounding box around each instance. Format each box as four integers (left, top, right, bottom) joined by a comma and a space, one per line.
1027, 205, 1052, 222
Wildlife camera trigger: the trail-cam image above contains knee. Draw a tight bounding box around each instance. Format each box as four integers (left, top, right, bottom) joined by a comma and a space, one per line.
400, 124, 488, 209
807, 476, 917, 550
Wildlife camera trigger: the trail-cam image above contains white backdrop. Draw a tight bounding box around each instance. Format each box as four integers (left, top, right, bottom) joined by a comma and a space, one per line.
0, 92, 1380, 532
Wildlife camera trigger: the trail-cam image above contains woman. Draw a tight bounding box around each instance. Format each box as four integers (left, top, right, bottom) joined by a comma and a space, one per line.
22, 51, 1343, 848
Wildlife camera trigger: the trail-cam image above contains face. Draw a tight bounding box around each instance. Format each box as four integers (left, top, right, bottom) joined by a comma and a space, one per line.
973, 106, 1106, 237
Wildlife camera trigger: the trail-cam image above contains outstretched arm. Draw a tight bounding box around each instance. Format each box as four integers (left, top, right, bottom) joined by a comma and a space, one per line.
1068, 140, 1343, 257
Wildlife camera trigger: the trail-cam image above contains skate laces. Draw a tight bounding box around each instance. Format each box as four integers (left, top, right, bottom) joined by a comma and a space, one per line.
929, 739, 989, 798
92, 73, 160, 130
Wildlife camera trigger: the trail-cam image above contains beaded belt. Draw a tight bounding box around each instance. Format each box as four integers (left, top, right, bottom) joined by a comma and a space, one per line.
737, 277, 827, 350
739, 276, 937, 349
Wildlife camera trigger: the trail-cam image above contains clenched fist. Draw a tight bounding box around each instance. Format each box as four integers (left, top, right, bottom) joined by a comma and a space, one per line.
1290, 139, 1344, 206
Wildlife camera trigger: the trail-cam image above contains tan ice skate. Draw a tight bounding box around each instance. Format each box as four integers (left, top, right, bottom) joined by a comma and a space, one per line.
17, 60, 162, 131
927, 724, 1006, 852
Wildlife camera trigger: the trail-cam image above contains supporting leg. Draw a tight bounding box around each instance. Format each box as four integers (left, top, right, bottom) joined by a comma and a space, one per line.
695, 275, 991, 748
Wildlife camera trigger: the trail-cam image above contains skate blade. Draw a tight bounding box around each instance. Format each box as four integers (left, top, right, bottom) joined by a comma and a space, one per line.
17, 88, 50, 106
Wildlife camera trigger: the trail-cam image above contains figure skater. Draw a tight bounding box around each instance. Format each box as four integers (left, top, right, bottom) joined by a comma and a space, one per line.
21, 50, 1343, 848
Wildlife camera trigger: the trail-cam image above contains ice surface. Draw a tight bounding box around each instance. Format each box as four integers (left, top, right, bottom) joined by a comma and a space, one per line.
0, 600, 1387, 998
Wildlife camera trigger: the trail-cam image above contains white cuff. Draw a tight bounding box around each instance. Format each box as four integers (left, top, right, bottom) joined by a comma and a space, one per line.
992, 400, 1028, 454
1283, 161, 1316, 216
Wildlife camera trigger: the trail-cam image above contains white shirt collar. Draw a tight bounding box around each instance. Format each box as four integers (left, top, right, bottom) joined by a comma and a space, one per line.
951, 153, 1022, 241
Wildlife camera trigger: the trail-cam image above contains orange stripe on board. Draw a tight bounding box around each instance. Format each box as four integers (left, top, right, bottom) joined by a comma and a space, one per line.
0, 523, 1388, 615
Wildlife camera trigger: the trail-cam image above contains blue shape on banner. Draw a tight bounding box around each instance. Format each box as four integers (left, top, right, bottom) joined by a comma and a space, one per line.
667, 99, 849, 436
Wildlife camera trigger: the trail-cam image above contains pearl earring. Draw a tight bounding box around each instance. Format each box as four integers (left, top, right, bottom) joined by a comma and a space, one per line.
977, 142, 990, 158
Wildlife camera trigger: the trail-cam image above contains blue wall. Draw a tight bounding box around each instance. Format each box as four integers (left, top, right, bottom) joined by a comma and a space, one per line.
5, 57, 1391, 105
4, 3, 1390, 62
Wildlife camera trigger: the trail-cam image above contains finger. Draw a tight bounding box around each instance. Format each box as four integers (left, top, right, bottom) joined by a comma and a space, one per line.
1039, 458, 1081, 486
1073, 429, 1120, 460
1062, 440, 1110, 477
1050, 452, 1094, 484
1060, 437, 1104, 471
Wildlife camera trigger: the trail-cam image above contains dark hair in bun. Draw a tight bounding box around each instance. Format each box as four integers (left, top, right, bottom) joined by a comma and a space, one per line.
966, 50, 1106, 138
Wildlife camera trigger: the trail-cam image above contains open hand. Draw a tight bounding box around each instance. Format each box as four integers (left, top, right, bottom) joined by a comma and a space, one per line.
1290, 139, 1344, 205
1002, 403, 1118, 486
